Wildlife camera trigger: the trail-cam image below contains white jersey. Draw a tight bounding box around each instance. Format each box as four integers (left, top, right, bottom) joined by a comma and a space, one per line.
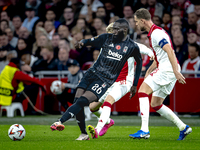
115, 42, 153, 85
148, 24, 176, 72
99, 42, 153, 103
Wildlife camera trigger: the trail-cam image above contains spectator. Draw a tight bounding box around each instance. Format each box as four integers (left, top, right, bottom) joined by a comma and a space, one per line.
147, 0, 164, 19
92, 17, 106, 35
123, 5, 134, 20
32, 44, 58, 72
62, 6, 77, 31
188, 12, 198, 26
187, 29, 198, 44
58, 38, 79, 60
44, 20, 55, 40
194, 1, 200, 24
182, 43, 200, 77
161, 12, 171, 32
0, 32, 15, 51
57, 47, 70, 71
173, 31, 188, 67
45, 9, 60, 29
133, 0, 148, 10
22, 7, 39, 32
57, 59, 84, 112
109, 16, 119, 24
96, 6, 107, 20
57, 25, 73, 49
140, 32, 150, 48
75, 18, 91, 36
16, 38, 31, 59
12, 15, 23, 37
0, 50, 18, 73
152, 15, 162, 27
50, 0, 68, 21
172, 15, 182, 26
31, 19, 44, 39
68, 0, 84, 21
79, 0, 103, 22
71, 27, 84, 46
20, 52, 38, 75
0, 11, 15, 31
170, 24, 182, 37
104, 0, 123, 18
33, 33, 50, 58
171, 4, 182, 17
18, 26, 34, 47
25, 0, 42, 16
51, 33, 60, 59
5, 27, 18, 48
0, 19, 9, 32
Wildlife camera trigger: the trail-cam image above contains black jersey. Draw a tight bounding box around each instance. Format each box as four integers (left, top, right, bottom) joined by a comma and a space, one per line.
81, 33, 142, 86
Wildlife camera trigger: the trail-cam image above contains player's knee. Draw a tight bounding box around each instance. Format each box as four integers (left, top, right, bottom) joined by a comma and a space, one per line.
76, 96, 90, 107
104, 95, 115, 105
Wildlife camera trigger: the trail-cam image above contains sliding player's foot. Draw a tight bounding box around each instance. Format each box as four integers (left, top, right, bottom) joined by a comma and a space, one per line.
88, 125, 98, 139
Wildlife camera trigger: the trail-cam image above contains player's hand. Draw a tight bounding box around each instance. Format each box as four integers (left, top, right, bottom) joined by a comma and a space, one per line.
175, 71, 186, 84
61, 82, 65, 91
75, 42, 84, 49
129, 86, 137, 99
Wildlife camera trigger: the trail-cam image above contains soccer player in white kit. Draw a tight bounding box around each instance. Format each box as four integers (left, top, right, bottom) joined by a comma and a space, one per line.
86, 23, 154, 139
129, 8, 192, 140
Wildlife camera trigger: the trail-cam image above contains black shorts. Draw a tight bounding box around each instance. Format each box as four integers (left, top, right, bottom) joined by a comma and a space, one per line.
77, 69, 109, 99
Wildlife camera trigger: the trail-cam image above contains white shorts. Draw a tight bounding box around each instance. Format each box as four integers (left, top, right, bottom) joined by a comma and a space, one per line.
98, 80, 132, 103
144, 68, 178, 99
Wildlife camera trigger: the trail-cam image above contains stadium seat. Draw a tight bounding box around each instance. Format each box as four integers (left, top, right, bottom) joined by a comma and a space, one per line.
0, 102, 25, 117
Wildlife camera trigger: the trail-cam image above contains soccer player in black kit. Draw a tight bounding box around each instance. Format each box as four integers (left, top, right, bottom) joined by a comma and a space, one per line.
50, 18, 143, 140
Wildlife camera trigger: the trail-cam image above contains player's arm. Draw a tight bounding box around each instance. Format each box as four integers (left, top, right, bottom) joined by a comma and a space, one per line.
130, 45, 143, 99
144, 59, 157, 78
162, 44, 186, 84
75, 33, 109, 49
135, 42, 154, 59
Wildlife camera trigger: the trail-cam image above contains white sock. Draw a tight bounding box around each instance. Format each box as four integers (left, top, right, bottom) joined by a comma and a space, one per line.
96, 104, 111, 134
84, 106, 91, 120
92, 107, 110, 124
139, 97, 150, 132
156, 105, 186, 131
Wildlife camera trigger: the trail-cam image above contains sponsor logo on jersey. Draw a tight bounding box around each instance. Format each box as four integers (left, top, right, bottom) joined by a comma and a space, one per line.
116, 45, 121, 50
123, 46, 128, 53
107, 50, 123, 61
109, 43, 114, 47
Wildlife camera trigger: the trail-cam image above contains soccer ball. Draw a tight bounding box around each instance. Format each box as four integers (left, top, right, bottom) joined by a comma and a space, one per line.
8, 124, 26, 141
50, 80, 62, 95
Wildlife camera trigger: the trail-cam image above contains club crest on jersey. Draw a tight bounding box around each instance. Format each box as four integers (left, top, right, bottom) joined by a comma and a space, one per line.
123, 46, 128, 53
116, 45, 121, 50
102, 83, 107, 88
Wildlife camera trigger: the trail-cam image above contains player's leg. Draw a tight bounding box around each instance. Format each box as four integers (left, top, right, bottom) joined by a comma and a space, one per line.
129, 81, 152, 139
151, 92, 192, 140
74, 88, 90, 140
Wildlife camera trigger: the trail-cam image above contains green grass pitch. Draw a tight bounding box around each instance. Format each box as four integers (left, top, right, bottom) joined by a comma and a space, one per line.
0, 115, 200, 150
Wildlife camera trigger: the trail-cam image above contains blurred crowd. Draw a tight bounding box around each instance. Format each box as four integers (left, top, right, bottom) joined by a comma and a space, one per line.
0, 0, 200, 77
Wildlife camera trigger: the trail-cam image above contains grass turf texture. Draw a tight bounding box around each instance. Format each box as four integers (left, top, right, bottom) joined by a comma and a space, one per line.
0, 115, 200, 150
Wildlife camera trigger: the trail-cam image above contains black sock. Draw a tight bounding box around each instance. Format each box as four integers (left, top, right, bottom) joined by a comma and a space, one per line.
76, 108, 87, 134
73, 97, 87, 134
60, 96, 89, 123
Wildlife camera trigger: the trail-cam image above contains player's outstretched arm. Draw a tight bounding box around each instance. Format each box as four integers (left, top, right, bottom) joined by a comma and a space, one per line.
163, 44, 186, 84
130, 46, 143, 99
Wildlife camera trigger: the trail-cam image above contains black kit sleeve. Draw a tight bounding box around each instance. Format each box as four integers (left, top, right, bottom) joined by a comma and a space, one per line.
80, 33, 110, 48
132, 44, 143, 86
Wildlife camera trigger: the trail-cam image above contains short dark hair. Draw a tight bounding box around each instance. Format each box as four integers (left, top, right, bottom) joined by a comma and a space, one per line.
115, 18, 129, 28
134, 8, 151, 20
188, 43, 200, 52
